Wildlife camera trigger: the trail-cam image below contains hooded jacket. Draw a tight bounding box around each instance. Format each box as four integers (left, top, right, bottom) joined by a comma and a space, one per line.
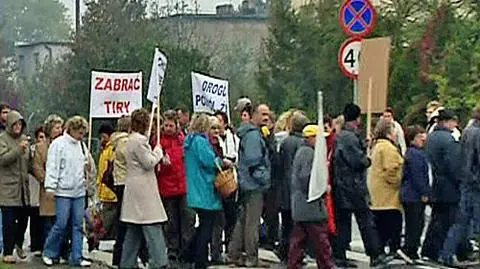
0, 110, 30, 206
44, 132, 96, 198
112, 132, 129, 186
152, 132, 187, 198
237, 123, 271, 192
184, 133, 223, 210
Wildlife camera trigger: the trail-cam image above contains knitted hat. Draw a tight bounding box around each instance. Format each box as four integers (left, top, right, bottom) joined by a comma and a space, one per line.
234, 97, 252, 112
343, 103, 361, 122
99, 122, 115, 135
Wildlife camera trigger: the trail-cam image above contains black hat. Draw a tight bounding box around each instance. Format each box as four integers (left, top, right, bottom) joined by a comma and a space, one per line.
438, 109, 458, 121
343, 103, 361, 122
98, 122, 115, 135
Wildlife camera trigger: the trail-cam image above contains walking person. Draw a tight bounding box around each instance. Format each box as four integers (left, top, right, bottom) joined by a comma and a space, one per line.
400, 126, 430, 262
0, 103, 12, 253
421, 110, 462, 263
439, 106, 480, 267
119, 109, 169, 269
152, 110, 195, 268
368, 119, 406, 261
184, 113, 230, 269
0, 110, 30, 263
288, 124, 335, 269
277, 111, 309, 263
333, 104, 388, 268
228, 105, 271, 268
42, 116, 96, 267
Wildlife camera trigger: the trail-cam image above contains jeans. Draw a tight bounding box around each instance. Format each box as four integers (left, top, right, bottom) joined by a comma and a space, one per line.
372, 209, 402, 253
43, 196, 85, 266
163, 195, 195, 261
43, 216, 69, 259
0, 206, 29, 256
211, 196, 237, 260
0, 210, 3, 252
402, 202, 426, 257
185, 209, 218, 269
421, 203, 457, 261
120, 223, 167, 269
229, 191, 264, 264
288, 222, 335, 269
441, 190, 480, 260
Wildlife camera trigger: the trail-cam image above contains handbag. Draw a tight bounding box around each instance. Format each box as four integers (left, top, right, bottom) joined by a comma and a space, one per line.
214, 163, 238, 199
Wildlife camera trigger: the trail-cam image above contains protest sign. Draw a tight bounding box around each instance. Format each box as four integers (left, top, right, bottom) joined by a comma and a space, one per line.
191, 72, 229, 116
147, 48, 167, 103
90, 71, 142, 118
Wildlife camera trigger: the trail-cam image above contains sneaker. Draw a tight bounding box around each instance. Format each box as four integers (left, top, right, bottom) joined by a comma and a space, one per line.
15, 246, 27, 259
42, 256, 54, 266
396, 249, 415, 264
32, 250, 42, 257
3, 255, 16, 264
60, 257, 68, 264
370, 253, 390, 267
80, 260, 92, 267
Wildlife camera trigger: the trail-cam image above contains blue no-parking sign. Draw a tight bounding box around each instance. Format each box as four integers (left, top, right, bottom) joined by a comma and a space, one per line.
339, 0, 377, 38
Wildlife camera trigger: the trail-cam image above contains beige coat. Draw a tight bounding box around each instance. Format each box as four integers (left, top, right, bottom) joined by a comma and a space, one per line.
368, 139, 404, 211
0, 111, 30, 207
111, 132, 129, 186
32, 141, 56, 216
121, 132, 168, 224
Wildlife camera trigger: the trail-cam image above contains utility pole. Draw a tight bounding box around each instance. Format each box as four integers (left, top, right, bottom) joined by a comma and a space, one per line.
75, 0, 80, 35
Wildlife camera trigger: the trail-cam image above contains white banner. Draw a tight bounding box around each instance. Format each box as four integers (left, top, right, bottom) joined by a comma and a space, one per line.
90, 71, 143, 118
147, 48, 167, 103
307, 91, 328, 202
191, 72, 229, 115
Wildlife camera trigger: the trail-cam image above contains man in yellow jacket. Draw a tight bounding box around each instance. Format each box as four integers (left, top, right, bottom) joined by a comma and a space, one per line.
97, 123, 117, 238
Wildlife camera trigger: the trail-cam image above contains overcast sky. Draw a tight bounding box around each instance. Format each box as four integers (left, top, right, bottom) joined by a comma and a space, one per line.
62, 0, 244, 21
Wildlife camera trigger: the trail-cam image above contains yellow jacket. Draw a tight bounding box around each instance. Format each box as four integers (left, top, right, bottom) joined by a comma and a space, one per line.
97, 141, 118, 202
367, 139, 404, 211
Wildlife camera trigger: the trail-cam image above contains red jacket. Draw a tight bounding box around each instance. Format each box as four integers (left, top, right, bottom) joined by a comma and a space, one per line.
151, 133, 187, 198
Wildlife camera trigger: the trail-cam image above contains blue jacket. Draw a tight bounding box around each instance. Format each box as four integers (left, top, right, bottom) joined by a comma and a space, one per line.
237, 123, 271, 192
426, 126, 462, 203
184, 134, 222, 211
400, 146, 431, 202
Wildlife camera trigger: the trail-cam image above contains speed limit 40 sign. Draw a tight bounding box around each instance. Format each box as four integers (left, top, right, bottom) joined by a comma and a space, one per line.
338, 38, 362, 79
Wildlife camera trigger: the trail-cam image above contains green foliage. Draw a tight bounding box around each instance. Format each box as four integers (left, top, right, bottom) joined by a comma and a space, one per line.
258, 0, 480, 124
0, 0, 71, 56
22, 0, 210, 126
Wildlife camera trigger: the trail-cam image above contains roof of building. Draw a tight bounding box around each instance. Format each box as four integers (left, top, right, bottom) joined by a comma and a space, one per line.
165, 13, 268, 22
14, 41, 74, 48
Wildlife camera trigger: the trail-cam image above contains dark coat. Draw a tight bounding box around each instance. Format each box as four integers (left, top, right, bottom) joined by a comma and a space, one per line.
291, 143, 327, 222
333, 122, 371, 210
279, 132, 304, 210
460, 121, 480, 191
400, 146, 431, 202
426, 126, 461, 203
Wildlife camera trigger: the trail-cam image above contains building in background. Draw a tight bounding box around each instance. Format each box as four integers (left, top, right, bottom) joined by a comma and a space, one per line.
14, 41, 72, 79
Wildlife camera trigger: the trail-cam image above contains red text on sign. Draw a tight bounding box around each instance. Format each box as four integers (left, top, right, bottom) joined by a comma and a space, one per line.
95, 78, 141, 91
104, 101, 131, 115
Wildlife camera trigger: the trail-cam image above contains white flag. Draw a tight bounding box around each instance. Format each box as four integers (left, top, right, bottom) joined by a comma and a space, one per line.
307, 91, 329, 202
147, 48, 167, 103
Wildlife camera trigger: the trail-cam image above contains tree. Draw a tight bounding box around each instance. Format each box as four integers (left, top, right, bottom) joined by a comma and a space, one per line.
22, 0, 210, 125
0, 0, 71, 56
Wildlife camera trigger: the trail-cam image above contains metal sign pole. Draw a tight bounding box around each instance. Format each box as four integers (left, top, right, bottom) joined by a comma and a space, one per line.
353, 79, 359, 104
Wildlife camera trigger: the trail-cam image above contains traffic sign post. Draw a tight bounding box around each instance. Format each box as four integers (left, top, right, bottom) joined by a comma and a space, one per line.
338, 0, 377, 104
339, 0, 377, 38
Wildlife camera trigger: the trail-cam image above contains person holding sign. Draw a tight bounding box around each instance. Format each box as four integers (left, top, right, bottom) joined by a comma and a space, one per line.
119, 109, 169, 269
288, 124, 335, 269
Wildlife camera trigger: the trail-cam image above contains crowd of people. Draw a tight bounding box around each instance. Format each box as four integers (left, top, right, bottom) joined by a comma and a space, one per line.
0, 97, 479, 269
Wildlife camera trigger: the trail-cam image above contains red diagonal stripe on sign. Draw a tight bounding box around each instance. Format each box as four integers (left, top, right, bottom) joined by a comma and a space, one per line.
346, 4, 369, 30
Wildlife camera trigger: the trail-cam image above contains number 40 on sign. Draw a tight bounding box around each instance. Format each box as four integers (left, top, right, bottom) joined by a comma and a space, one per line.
338, 38, 361, 80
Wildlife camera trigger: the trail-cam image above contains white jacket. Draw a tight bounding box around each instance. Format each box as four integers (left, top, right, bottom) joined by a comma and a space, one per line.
220, 128, 239, 162
44, 133, 96, 198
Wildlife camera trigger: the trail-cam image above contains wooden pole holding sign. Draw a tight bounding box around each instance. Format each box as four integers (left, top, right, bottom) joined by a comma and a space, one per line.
366, 77, 373, 156
156, 95, 160, 146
